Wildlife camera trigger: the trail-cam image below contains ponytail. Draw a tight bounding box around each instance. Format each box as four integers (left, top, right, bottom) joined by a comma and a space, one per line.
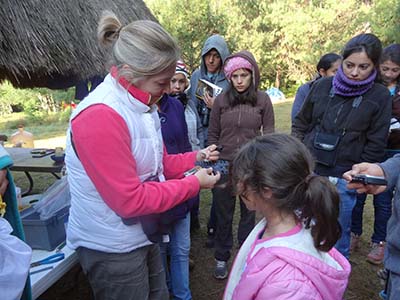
231, 134, 342, 252
301, 176, 341, 252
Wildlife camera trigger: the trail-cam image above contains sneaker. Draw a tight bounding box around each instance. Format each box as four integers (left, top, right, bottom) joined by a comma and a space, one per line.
205, 228, 215, 248
367, 242, 385, 265
379, 290, 387, 300
350, 233, 360, 252
377, 268, 388, 287
214, 260, 228, 280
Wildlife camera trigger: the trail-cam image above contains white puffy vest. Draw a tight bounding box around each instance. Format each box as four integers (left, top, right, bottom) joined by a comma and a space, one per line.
65, 74, 165, 253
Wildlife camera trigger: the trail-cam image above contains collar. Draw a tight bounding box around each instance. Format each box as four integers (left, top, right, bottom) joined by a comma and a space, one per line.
110, 66, 151, 105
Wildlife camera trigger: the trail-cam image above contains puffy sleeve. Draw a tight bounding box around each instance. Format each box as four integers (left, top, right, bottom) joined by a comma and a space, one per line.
0, 146, 13, 169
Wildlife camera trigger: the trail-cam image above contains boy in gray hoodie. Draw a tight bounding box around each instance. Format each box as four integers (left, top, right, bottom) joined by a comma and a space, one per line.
188, 34, 230, 246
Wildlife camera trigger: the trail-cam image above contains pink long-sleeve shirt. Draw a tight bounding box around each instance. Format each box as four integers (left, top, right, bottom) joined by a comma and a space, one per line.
71, 104, 200, 219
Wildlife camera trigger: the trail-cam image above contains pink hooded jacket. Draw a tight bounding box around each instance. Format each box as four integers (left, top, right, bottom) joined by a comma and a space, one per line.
224, 220, 351, 300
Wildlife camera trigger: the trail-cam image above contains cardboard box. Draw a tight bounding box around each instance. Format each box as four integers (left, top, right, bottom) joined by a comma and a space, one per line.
20, 206, 69, 251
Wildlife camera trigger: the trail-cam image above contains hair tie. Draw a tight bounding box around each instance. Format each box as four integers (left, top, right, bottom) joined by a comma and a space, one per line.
115, 26, 123, 38
304, 173, 315, 184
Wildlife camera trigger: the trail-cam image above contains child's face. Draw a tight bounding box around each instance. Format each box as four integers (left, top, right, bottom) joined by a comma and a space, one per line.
170, 73, 188, 95
379, 60, 400, 86
231, 68, 252, 93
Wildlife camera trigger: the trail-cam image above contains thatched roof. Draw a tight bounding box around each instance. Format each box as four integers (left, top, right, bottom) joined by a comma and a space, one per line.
0, 0, 157, 89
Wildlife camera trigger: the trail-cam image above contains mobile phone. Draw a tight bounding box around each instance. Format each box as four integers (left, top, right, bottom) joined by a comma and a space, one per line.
184, 166, 201, 177
350, 174, 387, 185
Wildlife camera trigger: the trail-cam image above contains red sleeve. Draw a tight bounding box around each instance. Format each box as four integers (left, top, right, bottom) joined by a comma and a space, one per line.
162, 146, 198, 179
71, 104, 200, 218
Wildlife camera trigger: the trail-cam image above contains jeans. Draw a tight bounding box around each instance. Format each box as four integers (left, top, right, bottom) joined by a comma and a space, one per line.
213, 173, 255, 262
77, 245, 168, 300
351, 189, 393, 243
387, 271, 400, 300
160, 213, 191, 300
334, 178, 357, 259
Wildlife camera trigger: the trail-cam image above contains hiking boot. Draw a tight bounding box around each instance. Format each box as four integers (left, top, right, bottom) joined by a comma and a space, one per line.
214, 260, 228, 280
205, 227, 215, 248
350, 233, 360, 252
367, 242, 385, 265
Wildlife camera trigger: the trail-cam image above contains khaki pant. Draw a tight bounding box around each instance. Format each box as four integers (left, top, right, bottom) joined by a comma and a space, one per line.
77, 244, 169, 300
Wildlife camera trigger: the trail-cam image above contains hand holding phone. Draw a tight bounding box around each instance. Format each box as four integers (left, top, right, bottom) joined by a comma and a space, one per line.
350, 174, 387, 186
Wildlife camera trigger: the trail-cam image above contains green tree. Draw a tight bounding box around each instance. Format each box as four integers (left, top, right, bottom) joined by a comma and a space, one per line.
146, 0, 229, 71
368, 0, 400, 45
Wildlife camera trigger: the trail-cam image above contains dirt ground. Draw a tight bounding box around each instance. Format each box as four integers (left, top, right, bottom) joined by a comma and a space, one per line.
17, 175, 384, 300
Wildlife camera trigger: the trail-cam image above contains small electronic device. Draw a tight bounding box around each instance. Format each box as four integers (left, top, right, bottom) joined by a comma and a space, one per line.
216, 145, 224, 152
350, 174, 387, 185
184, 166, 201, 177
196, 159, 229, 175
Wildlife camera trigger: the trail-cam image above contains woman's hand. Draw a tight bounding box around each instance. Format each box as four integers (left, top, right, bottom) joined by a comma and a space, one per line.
0, 169, 8, 196
194, 168, 221, 189
204, 93, 215, 109
343, 162, 386, 194
196, 144, 220, 162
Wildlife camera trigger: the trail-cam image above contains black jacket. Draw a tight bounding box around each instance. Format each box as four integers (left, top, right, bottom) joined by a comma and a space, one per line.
292, 77, 391, 177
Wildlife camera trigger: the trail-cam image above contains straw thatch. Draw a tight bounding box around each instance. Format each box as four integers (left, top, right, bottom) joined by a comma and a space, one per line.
0, 0, 157, 89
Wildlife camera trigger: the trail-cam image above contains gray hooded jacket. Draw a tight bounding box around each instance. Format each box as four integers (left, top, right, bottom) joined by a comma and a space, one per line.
188, 35, 230, 145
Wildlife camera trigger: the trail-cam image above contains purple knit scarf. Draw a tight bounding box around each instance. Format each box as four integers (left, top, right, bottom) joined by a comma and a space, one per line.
333, 66, 377, 97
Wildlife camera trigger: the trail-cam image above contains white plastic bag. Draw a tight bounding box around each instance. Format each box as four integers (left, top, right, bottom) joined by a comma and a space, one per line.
33, 176, 71, 220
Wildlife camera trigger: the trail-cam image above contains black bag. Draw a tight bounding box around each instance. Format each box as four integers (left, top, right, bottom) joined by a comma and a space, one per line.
313, 130, 341, 167
310, 91, 363, 167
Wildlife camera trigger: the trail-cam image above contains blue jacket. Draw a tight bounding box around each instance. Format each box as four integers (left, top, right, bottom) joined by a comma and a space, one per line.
291, 82, 312, 122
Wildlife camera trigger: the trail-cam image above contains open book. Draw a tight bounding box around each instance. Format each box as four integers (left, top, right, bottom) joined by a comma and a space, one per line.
195, 79, 223, 100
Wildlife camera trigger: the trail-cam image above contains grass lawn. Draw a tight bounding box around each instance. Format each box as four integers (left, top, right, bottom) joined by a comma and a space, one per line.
9, 98, 383, 300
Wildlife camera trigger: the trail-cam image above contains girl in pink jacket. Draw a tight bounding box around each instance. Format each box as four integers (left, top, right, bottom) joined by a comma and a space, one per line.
224, 134, 351, 300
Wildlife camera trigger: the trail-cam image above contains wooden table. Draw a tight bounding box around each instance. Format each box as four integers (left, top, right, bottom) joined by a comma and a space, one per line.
6, 147, 64, 195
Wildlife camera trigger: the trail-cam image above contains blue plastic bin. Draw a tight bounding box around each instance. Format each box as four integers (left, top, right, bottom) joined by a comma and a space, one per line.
20, 206, 69, 251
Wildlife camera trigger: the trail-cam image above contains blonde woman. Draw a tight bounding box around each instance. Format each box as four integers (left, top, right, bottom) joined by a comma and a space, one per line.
65, 11, 220, 300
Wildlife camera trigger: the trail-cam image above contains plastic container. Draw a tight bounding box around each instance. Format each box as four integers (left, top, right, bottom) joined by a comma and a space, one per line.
9, 125, 34, 148
20, 206, 69, 251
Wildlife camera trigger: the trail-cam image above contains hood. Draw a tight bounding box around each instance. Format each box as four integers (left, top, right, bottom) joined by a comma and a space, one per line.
224, 50, 260, 90
200, 34, 230, 78
242, 246, 351, 300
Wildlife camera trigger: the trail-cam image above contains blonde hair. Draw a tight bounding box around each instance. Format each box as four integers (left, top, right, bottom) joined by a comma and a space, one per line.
97, 11, 180, 82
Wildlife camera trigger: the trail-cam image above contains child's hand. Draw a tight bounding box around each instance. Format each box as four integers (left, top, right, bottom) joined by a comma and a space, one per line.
343, 162, 386, 194
194, 168, 220, 189
196, 144, 220, 162
204, 92, 215, 109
